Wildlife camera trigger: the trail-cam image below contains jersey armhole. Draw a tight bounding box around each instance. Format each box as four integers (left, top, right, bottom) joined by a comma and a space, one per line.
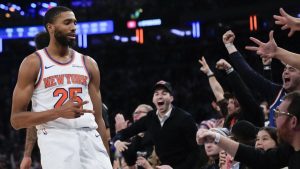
34, 51, 44, 88
82, 55, 92, 79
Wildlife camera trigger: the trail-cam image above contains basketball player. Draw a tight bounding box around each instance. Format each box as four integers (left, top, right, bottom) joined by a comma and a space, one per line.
11, 6, 112, 169
20, 31, 49, 169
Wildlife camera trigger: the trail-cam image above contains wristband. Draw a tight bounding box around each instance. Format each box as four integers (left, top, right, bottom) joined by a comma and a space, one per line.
225, 67, 234, 74
207, 70, 214, 77
208, 74, 215, 78
214, 133, 221, 144
263, 65, 271, 70
225, 43, 234, 48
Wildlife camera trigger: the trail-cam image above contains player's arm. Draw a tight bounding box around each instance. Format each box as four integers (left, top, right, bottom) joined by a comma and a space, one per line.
11, 54, 94, 130
86, 56, 110, 153
23, 127, 37, 157
20, 127, 37, 169
11, 54, 59, 129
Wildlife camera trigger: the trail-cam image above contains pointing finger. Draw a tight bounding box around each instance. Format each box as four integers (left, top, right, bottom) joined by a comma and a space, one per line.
77, 100, 89, 107
274, 20, 284, 25
202, 56, 207, 64
75, 108, 95, 114
279, 8, 288, 17
82, 109, 95, 114
198, 59, 204, 65
249, 37, 264, 46
245, 46, 258, 51
273, 15, 283, 22
269, 30, 274, 40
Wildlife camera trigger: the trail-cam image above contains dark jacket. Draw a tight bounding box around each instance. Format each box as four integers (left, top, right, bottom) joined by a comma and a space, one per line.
113, 106, 200, 169
224, 70, 265, 128
229, 51, 285, 126
235, 143, 294, 169
122, 132, 153, 166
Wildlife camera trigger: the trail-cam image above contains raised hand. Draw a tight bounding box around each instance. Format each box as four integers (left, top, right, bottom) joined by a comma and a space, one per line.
115, 113, 129, 132
222, 30, 235, 45
273, 8, 300, 37
196, 128, 216, 145
198, 56, 212, 74
56, 92, 94, 119
216, 59, 232, 71
245, 31, 278, 60
114, 140, 130, 152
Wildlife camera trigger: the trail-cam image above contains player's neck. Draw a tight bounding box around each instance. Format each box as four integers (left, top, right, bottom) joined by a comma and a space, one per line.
48, 41, 71, 58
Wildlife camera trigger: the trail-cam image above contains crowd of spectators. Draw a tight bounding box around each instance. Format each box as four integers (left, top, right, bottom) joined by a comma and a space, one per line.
1, 4, 300, 168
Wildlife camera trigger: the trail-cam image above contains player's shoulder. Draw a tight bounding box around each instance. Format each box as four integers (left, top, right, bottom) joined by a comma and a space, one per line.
18, 52, 41, 79
73, 49, 96, 64
82, 55, 98, 69
22, 52, 41, 66
85, 55, 97, 64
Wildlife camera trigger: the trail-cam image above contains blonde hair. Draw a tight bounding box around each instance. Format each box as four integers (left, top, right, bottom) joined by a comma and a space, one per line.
136, 104, 153, 113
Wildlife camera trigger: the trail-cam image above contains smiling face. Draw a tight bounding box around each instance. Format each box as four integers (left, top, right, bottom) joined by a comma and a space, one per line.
48, 11, 77, 47
152, 88, 173, 114
255, 130, 277, 151
282, 65, 300, 92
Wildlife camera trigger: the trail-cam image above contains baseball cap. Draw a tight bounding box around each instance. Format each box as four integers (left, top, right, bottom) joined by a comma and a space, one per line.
153, 80, 173, 95
231, 120, 259, 144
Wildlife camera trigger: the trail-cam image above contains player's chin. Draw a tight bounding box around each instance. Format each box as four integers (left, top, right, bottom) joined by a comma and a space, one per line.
67, 40, 77, 47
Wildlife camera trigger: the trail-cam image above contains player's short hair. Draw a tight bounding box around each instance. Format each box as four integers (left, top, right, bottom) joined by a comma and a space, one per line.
43, 6, 73, 32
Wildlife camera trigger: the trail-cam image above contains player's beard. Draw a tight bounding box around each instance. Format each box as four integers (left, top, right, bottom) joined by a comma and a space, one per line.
54, 29, 76, 47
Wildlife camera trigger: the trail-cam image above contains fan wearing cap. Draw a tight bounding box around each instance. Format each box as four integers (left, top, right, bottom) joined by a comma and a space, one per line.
113, 80, 200, 169
153, 80, 174, 118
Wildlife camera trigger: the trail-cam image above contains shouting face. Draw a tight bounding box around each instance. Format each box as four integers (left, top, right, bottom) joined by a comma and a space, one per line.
282, 65, 300, 92
152, 88, 173, 115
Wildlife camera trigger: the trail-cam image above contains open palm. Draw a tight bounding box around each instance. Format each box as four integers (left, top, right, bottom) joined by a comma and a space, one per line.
245, 31, 278, 59
274, 8, 300, 37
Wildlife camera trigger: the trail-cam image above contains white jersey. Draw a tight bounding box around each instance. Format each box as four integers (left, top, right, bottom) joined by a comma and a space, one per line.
32, 48, 98, 129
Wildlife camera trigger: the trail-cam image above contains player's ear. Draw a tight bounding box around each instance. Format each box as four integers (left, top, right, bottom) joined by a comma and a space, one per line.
47, 23, 54, 33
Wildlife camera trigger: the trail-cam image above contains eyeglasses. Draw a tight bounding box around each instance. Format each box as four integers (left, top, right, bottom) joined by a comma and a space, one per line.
273, 108, 294, 118
133, 111, 147, 115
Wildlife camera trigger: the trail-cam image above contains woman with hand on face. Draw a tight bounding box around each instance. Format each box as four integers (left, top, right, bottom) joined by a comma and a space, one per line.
255, 127, 278, 152
201, 128, 230, 169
